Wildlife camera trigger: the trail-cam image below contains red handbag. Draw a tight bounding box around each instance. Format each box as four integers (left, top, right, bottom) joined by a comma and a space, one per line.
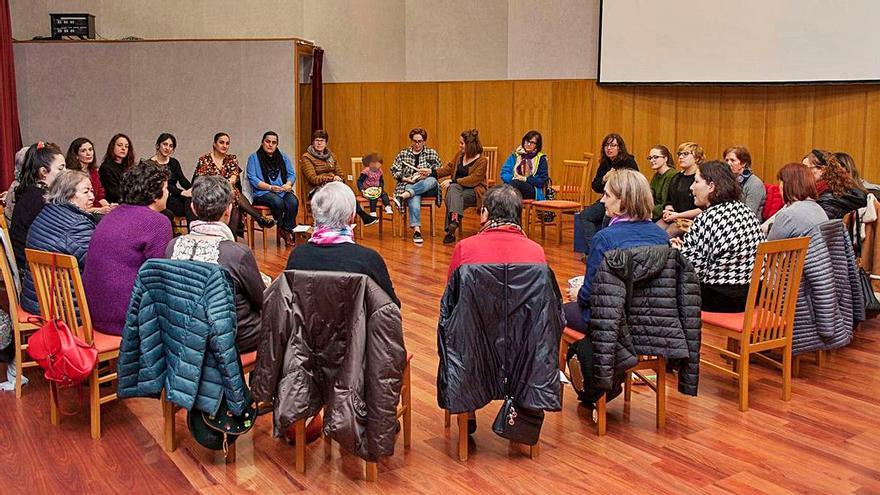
26, 253, 97, 387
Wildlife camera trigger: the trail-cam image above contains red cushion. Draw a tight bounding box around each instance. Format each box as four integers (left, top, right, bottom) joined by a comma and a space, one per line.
563, 326, 586, 342
91, 330, 122, 353
532, 200, 581, 209
241, 351, 258, 368
17, 307, 37, 324
701, 308, 785, 333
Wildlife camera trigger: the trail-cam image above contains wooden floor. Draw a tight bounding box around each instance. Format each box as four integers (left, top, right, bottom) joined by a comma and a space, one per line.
2, 218, 879, 494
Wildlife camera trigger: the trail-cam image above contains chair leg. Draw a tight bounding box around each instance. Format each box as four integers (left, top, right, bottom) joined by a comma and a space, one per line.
738, 354, 750, 412
444, 409, 450, 428
49, 381, 60, 426
792, 355, 801, 378
225, 442, 236, 464
596, 393, 607, 436
782, 344, 793, 402
656, 358, 666, 428
456, 414, 468, 461
14, 344, 24, 398
295, 418, 306, 473
162, 390, 177, 452
624, 372, 633, 402
403, 361, 412, 448
529, 442, 540, 459
365, 461, 378, 481
429, 206, 436, 237
557, 213, 564, 244
817, 350, 827, 368
246, 217, 255, 250
90, 366, 101, 439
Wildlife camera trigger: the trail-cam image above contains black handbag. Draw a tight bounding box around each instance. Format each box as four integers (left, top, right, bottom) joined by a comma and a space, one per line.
492, 396, 544, 446
186, 355, 257, 453
858, 267, 880, 313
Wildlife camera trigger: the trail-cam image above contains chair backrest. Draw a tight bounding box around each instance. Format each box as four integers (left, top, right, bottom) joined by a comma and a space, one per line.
350, 157, 364, 193
25, 249, 94, 345
581, 152, 597, 202
483, 146, 498, 183
557, 160, 592, 204
742, 237, 810, 345
0, 212, 20, 294
0, 235, 23, 322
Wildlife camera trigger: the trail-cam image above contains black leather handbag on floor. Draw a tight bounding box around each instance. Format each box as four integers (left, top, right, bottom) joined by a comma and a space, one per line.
492, 396, 544, 446
858, 267, 880, 313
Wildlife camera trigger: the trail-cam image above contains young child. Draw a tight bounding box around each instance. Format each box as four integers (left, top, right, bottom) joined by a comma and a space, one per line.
357, 153, 392, 216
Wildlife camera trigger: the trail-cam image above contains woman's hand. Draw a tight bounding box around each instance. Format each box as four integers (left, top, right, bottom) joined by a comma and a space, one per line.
417, 168, 432, 177
333, 175, 344, 182
669, 237, 683, 249
228, 174, 238, 185
270, 185, 282, 193
662, 210, 678, 222
440, 179, 452, 188
181, 188, 192, 198
567, 286, 580, 302
281, 183, 293, 192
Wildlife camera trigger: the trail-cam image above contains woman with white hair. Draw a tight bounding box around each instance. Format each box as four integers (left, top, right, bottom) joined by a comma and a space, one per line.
285, 181, 400, 306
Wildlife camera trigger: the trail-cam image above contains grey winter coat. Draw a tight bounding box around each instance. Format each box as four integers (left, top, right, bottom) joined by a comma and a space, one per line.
589, 245, 702, 396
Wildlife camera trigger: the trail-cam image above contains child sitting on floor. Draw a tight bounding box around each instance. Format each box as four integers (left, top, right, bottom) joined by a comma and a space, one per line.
357, 153, 392, 216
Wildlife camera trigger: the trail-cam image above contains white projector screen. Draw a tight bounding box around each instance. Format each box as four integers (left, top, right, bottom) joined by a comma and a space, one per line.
599, 0, 880, 83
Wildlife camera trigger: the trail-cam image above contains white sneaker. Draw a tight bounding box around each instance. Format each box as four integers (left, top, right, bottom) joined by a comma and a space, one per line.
384, 205, 393, 215
369, 212, 378, 217
4, 360, 27, 389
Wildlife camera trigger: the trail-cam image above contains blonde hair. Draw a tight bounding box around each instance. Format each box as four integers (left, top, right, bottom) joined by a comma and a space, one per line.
677, 142, 705, 164
604, 169, 653, 221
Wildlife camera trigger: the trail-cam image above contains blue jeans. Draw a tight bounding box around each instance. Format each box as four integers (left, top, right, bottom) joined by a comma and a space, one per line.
404, 177, 438, 227
254, 192, 299, 231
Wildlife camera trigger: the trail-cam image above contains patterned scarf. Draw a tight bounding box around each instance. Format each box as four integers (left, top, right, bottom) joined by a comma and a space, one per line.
309, 225, 355, 245
479, 219, 524, 234
171, 221, 235, 263
190, 220, 236, 241
514, 146, 537, 177
307, 145, 333, 163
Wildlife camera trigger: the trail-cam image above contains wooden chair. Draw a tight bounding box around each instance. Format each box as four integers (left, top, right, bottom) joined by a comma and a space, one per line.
0, 222, 40, 398
291, 353, 413, 481
171, 215, 188, 236
26, 249, 121, 439
162, 351, 258, 463
397, 194, 437, 240
529, 159, 593, 244
483, 146, 499, 187
350, 157, 390, 237
443, 407, 539, 462
558, 327, 666, 436
699, 237, 810, 411
245, 206, 282, 250
582, 152, 600, 203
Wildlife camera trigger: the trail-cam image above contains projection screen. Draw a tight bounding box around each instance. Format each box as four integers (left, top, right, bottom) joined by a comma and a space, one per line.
599, 0, 880, 84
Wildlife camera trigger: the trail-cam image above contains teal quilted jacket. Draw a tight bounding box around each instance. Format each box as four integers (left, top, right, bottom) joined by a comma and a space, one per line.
116, 259, 248, 416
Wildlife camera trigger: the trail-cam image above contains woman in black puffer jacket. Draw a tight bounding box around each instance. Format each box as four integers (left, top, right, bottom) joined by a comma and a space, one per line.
803, 149, 866, 220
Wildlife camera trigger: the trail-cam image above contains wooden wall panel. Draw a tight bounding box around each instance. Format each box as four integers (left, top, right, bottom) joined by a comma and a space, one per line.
320, 80, 880, 191
764, 86, 814, 171
321, 83, 363, 180
632, 86, 678, 176
592, 85, 635, 152
360, 82, 402, 182
812, 86, 868, 168
864, 88, 880, 182
474, 81, 515, 165
550, 80, 593, 166
676, 86, 722, 160
719, 87, 767, 178
437, 82, 476, 162
399, 83, 439, 151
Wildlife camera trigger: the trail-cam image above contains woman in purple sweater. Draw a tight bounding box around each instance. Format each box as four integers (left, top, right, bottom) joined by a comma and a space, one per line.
83, 160, 172, 335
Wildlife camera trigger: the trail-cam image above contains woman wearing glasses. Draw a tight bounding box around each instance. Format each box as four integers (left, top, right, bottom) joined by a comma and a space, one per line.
500, 130, 549, 201
656, 142, 704, 237
577, 133, 639, 253
802, 149, 866, 220
391, 127, 442, 244
647, 145, 677, 221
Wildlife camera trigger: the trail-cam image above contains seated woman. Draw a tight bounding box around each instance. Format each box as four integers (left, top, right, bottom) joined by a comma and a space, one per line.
767, 163, 828, 240
724, 145, 766, 220
648, 145, 678, 221
672, 161, 765, 312
83, 160, 173, 336
500, 130, 549, 200
66, 137, 114, 215
435, 129, 488, 244
803, 149, 867, 220
657, 142, 704, 237
286, 181, 400, 307
835, 152, 880, 194
247, 131, 299, 247
99, 133, 135, 204
150, 133, 192, 220
20, 170, 98, 315
9, 142, 67, 272
2, 146, 31, 224
194, 132, 274, 238
563, 169, 669, 332
391, 127, 442, 243
166, 176, 264, 353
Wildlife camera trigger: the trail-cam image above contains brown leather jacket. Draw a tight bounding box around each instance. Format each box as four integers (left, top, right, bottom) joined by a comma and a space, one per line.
249, 270, 406, 462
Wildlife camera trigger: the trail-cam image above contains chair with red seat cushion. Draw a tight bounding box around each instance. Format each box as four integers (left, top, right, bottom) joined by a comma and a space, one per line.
699, 237, 810, 411
0, 236, 39, 398
529, 158, 593, 244
25, 248, 121, 439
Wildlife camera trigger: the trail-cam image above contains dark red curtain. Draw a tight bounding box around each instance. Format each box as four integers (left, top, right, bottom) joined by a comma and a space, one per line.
0, 0, 21, 189
310, 47, 324, 133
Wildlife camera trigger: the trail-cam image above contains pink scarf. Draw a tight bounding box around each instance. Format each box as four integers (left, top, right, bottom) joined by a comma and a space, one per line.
309, 225, 355, 245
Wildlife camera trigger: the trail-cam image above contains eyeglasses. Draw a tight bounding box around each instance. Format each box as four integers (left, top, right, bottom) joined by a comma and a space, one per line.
524, 140, 539, 146
314, 138, 327, 143
604, 143, 620, 148
647, 155, 664, 161
677, 151, 692, 157
411, 139, 425, 144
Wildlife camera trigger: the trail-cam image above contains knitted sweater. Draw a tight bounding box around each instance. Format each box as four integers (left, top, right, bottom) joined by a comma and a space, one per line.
83, 205, 172, 335
679, 201, 765, 286
650, 168, 678, 220
300, 152, 341, 191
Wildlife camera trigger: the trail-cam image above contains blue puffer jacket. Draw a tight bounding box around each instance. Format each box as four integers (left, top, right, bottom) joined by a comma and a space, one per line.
20, 203, 97, 314
116, 259, 248, 416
